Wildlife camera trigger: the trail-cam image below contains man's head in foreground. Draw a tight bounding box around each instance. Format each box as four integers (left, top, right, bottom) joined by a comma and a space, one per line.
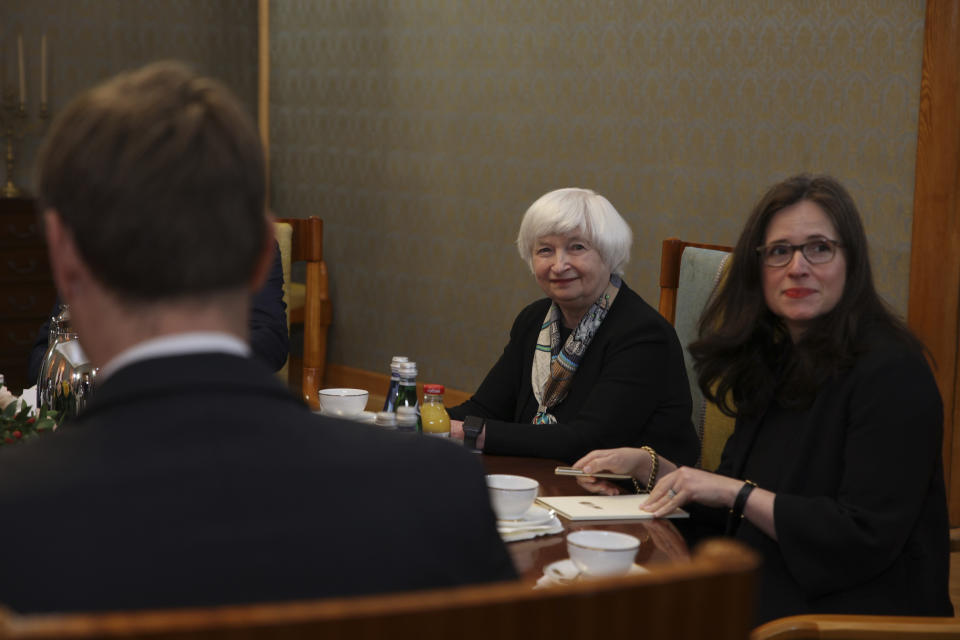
36, 61, 273, 366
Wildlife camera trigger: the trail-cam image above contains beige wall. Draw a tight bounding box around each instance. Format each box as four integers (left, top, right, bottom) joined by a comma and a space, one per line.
270, 1, 925, 393
1, 0, 258, 194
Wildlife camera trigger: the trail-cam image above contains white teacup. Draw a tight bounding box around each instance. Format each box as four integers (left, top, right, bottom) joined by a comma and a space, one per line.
486, 474, 539, 520
317, 388, 369, 417
566, 530, 640, 576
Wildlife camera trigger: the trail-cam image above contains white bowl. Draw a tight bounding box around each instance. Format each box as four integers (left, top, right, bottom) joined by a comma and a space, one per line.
486, 474, 539, 520
566, 530, 640, 576
317, 388, 369, 417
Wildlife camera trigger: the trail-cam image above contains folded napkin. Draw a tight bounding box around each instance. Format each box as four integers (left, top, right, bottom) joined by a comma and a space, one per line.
497, 513, 563, 543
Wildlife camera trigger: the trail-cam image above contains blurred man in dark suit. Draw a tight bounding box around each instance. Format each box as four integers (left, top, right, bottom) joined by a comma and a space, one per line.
0, 61, 515, 614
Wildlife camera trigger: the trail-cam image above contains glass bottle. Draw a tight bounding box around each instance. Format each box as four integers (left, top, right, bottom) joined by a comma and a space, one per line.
421, 384, 450, 437
382, 356, 409, 412
395, 361, 421, 432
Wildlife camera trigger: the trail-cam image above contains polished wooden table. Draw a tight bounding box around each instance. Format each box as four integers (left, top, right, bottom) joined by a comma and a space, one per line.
481, 454, 690, 582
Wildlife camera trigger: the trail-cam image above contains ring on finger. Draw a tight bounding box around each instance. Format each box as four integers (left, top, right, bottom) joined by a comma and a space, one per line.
668, 489, 677, 499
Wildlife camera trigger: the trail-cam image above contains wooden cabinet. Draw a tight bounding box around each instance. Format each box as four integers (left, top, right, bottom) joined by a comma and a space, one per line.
0, 198, 56, 393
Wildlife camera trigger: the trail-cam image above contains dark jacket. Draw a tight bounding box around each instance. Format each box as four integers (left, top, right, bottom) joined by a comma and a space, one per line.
0, 353, 516, 614
449, 282, 698, 465
716, 328, 952, 623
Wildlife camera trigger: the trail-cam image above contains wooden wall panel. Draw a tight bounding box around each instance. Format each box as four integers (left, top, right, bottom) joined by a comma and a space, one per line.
258, 0, 271, 205
908, 0, 960, 525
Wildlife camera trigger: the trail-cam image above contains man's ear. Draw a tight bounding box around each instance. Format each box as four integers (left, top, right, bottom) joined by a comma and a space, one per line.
43, 209, 88, 305
249, 211, 276, 292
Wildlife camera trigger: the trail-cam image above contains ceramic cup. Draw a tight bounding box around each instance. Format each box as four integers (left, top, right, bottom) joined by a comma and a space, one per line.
566, 530, 640, 576
317, 388, 369, 417
486, 474, 539, 520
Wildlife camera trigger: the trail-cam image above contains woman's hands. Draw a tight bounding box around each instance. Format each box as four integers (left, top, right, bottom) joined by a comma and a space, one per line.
573, 447, 777, 538
643, 466, 743, 517
644, 466, 778, 539
572, 448, 653, 495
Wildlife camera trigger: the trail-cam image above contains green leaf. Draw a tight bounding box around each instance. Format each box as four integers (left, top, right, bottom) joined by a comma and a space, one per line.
14, 401, 31, 421
1, 401, 17, 420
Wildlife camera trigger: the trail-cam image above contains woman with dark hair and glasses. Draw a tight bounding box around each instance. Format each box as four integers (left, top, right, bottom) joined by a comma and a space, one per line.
572, 174, 951, 623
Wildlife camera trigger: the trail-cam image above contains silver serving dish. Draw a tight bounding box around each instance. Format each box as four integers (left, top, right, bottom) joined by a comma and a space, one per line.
37, 305, 98, 419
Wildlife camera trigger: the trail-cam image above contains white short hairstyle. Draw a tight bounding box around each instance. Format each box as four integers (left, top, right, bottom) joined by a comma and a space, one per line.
516, 188, 632, 275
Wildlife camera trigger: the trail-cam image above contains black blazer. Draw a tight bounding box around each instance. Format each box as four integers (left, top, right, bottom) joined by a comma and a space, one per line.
716, 329, 952, 623
26, 242, 289, 381
449, 282, 698, 465
0, 353, 516, 614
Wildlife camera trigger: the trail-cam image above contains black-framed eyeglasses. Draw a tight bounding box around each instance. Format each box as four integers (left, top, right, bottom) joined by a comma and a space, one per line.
755, 239, 842, 267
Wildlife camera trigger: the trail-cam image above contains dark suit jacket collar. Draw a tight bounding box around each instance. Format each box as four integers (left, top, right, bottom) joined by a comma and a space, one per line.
79, 353, 301, 422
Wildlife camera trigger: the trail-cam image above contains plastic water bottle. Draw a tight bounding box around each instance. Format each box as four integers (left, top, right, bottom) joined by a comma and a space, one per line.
382, 356, 409, 412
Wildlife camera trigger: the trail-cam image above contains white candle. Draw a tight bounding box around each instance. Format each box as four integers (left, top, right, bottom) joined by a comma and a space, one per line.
17, 34, 25, 106
41, 33, 47, 105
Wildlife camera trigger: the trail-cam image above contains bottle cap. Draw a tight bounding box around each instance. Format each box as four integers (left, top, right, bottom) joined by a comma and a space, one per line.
397, 361, 418, 377
375, 411, 397, 428
396, 406, 418, 428
389, 356, 409, 374
423, 384, 444, 395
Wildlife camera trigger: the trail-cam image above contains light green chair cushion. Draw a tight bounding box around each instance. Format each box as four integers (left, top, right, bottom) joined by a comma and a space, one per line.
675, 247, 734, 470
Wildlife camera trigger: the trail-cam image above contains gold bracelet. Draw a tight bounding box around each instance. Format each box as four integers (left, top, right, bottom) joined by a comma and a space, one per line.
641, 445, 658, 493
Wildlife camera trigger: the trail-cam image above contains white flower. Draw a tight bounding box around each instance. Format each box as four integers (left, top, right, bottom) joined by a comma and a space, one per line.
0, 385, 17, 412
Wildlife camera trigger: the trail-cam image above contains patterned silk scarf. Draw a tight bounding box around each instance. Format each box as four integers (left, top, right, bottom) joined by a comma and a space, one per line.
531, 274, 622, 424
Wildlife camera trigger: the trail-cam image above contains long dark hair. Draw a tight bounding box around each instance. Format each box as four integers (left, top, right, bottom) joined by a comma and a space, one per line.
689, 174, 920, 417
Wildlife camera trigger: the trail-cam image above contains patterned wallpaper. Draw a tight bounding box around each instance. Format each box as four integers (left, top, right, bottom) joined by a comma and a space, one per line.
0, 0, 258, 195
270, 0, 925, 393
5, 1, 920, 396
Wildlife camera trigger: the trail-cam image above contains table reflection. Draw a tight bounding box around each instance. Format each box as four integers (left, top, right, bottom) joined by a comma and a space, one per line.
481, 454, 690, 582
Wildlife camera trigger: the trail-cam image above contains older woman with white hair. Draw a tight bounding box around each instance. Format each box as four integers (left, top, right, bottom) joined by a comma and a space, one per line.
449, 188, 699, 466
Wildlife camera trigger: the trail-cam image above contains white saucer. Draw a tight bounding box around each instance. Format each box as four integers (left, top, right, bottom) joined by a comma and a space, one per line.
497, 504, 554, 527
543, 558, 648, 585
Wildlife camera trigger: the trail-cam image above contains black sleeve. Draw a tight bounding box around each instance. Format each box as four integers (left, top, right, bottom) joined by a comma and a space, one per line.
447, 305, 532, 424
450, 295, 698, 466
774, 347, 945, 596
482, 321, 697, 464
249, 241, 289, 372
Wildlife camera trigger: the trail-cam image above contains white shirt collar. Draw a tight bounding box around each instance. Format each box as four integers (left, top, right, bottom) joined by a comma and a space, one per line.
98, 332, 251, 382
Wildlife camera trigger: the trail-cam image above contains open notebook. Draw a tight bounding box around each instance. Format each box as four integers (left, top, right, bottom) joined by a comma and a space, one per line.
536, 494, 689, 520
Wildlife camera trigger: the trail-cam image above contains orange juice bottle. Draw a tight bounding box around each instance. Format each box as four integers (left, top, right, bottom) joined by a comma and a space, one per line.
421, 384, 450, 437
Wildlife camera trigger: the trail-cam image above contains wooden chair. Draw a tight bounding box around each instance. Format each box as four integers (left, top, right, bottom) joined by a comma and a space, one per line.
0, 539, 760, 640
658, 237, 734, 325
658, 237, 735, 470
751, 614, 960, 639
274, 216, 332, 411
